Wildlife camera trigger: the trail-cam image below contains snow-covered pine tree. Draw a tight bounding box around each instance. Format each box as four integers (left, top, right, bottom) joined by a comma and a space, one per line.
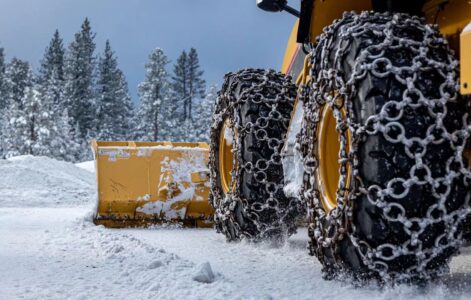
1, 58, 33, 157
51, 109, 80, 162
1, 98, 27, 157
63, 18, 97, 139
135, 48, 170, 141
159, 87, 181, 141
178, 118, 198, 142
117, 71, 134, 140
1, 59, 72, 160
37, 30, 65, 112
5, 83, 59, 158
34, 30, 84, 161
187, 48, 206, 119
194, 85, 216, 142
2, 77, 35, 157
96, 40, 133, 141
38, 31, 65, 86
0, 47, 6, 110
168, 48, 206, 141
0, 48, 6, 156
72, 122, 90, 162
36, 68, 76, 159
172, 50, 188, 120
4, 58, 32, 108
23, 86, 52, 156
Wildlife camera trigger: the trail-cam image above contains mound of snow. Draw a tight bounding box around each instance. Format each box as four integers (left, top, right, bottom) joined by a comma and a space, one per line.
75, 160, 95, 173
193, 262, 216, 283
0, 155, 95, 207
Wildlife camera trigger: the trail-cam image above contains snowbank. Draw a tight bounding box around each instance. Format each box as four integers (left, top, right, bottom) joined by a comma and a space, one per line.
75, 160, 95, 173
0, 155, 95, 207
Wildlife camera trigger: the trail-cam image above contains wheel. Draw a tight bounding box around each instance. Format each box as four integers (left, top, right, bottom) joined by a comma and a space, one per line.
299, 12, 471, 282
209, 69, 301, 241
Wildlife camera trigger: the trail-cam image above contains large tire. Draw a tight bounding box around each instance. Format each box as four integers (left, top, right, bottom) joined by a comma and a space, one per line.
209, 69, 301, 241
300, 12, 471, 282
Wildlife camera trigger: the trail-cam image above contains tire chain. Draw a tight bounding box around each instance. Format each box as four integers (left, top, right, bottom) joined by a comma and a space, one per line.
209, 69, 301, 240
298, 12, 471, 282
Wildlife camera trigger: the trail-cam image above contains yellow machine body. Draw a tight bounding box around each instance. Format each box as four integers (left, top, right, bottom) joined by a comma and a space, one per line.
282, 0, 471, 80
281, 0, 471, 211
92, 140, 213, 228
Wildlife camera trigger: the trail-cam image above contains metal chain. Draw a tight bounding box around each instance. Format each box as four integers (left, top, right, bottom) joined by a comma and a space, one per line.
299, 12, 471, 281
209, 69, 300, 240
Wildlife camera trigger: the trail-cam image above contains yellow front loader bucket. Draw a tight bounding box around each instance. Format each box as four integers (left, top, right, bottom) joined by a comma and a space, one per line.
91, 140, 214, 228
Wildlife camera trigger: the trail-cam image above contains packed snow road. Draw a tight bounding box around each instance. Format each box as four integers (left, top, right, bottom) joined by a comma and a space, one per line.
1, 156, 471, 299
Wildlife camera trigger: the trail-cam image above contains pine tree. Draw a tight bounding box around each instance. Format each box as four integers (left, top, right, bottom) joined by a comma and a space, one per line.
37, 30, 66, 112
172, 51, 188, 120
1, 59, 73, 160
1, 58, 33, 157
159, 88, 180, 141
4, 58, 32, 108
64, 18, 97, 139
0, 48, 6, 156
23, 86, 43, 155
33, 30, 82, 161
0, 48, 6, 110
2, 98, 27, 157
96, 40, 133, 140
1, 79, 35, 157
52, 109, 80, 162
187, 48, 206, 119
135, 48, 170, 141
194, 85, 216, 142
3, 84, 56, 157
35, 70, 72, 158
72, 122, 89, 162
117, 71, 134, 140
166, 48, 207, 141
171, 48, 206, 122
38, 30, 65, 85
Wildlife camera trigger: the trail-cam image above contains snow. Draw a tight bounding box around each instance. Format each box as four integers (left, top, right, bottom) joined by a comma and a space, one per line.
282, 99, 305, 198
0, 155, 94, 207
75, 160, 95, 173
192, 262, 216, 283
223, 125, 234, 146
0, 207, 233, 299
1, 155, 471, 299
464, 21, 471, 33
98, 145, 208, 151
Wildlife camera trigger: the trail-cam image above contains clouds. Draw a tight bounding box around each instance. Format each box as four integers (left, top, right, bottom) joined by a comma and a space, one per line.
0, 0, 296, 102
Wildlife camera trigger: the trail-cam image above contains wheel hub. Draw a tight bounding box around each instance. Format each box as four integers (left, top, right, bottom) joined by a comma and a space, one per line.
219, 119, 236, 193
316, 105, 350, 213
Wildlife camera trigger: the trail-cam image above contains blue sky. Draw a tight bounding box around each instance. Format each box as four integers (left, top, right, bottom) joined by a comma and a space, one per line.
0, 0, 297, 102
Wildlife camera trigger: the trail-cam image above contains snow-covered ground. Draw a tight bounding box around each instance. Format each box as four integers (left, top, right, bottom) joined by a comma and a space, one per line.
1, 156, 471, 299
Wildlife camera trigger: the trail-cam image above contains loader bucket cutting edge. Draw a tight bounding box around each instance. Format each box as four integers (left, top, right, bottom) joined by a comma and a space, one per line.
91, 140, 214, 228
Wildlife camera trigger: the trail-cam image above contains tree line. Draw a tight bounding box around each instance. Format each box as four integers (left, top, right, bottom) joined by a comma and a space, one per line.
0, 18, 215, 162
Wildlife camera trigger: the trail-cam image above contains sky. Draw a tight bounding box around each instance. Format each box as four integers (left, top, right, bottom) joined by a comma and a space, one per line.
0, 0, 297, 102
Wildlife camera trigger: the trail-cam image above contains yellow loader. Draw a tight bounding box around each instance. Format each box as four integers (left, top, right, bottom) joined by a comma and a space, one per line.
209, 0, 471, 282
92, 0, 471, 282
